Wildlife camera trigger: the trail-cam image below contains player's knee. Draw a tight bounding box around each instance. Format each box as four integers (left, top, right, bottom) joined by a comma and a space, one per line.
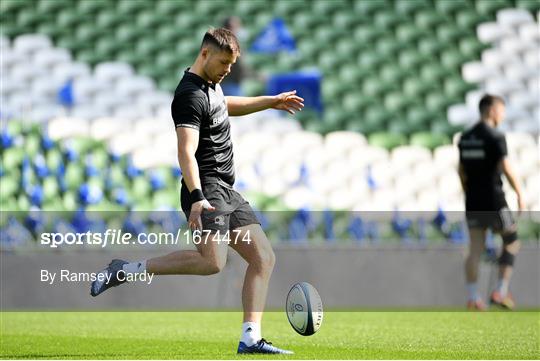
204, 255, 227, 275
501, 228, 519, 245
252, 248, 275, 273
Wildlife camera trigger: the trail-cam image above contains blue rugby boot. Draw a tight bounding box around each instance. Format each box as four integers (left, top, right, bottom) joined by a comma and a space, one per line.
237, 338, 293, 355
90, 259, 128, 297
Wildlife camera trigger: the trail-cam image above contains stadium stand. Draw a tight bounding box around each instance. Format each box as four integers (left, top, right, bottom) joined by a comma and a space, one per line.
1, 0, 539, 244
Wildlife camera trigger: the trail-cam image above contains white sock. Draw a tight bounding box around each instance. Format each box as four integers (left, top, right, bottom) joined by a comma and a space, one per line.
241, 322, 261, 347
122, 260, 147, 277
466, 283, 479, 301
497, 279, 510, 298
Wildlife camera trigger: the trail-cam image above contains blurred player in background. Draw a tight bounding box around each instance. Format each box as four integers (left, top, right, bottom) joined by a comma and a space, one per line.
458, 94, 524, 310
91, 28, 304, 354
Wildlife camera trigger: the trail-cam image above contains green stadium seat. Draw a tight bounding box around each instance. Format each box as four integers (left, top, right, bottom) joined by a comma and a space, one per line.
42, 176, 59, 202
395, 0, 430, 15
156, 27, 190, 43
414, 10, 450, 30
159, 78, 180, 93
56, 10, 89, 28
2, 24, 33, 38
136, 38, 165, 57
417, 38, 446, 57
376, 37, 406, 57
139, 64, 170, 80
312, 0, 348, 15
406, 107, 436, 127
476, 0, 511, 16
354, 25, 389, 43
384, 92, 417, 112
353, 0, 389, 16
77, 0, 109, 15
45, 149, 62, 170
402, 77, 437, 97
396, 24, 428, 43
516, 0, 540, 13
136, 12, 164, 28
155, 0, 190, 15
368, 132, 407, 150
425, 93, 458, 113
358, 52, 386, 71
42, 199, 66, 212
365, 107, 394, 126
194, 0, 230, 14
398, 50, 428, 69
1, 0, 30, 14
36, 24, 67, 39
24, 135, 40, 157
64, 163, 84, 191
152, 189, 178, 209
410, 132, 451, 150
235, 0, 268, 16
363, 77, 398, 98
333, 12, 362, 29
420, 64, 453, 83
456, 11, 489, 29
437, 24, 468, 43
436, 0, 472, 14
444, 78, 475, 98
379, 64, 412, 84
17, 195, 30, 212
95, 38, 125, 58
115, 51, 146, 67
56, 37, 90, 54
459, 38, 487, 58
318, 53, 342, 72
75, 24, 107, 43
115, 25, 145, 43
374, 12, 402, 28
36, 0, 74, 14
441, 51, 468, 70
17, 12, 53, 28
0, 176, 19, 200
63, 191, 78, 211
96, 12, 130, 28
116, 0, 151, 15
2, 148, 25, 169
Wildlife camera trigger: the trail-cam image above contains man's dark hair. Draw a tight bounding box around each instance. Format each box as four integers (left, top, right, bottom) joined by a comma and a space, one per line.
201, 28, 240, 55
479, 94, 505, 117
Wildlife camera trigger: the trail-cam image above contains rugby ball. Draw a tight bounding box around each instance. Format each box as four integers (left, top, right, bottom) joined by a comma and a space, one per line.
286, 282, 323, 336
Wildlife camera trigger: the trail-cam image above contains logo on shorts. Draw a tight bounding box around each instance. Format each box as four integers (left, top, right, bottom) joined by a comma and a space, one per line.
215, 215, 225, 226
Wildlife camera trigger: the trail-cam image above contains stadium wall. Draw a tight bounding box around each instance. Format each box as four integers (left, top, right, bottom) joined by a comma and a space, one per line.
1, 246, 538, 309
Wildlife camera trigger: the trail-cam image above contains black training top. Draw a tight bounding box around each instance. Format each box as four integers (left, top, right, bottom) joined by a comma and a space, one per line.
458, 121, 508, 211
171, 70, 235, 186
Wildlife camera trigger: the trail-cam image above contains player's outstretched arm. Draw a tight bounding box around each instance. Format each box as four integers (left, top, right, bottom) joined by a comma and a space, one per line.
501, 158, 525, 212
226, 90, 304, 116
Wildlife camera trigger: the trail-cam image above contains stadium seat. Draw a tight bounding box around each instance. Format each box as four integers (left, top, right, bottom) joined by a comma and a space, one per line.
368, 132, 407, 150
410, 132, 451, 150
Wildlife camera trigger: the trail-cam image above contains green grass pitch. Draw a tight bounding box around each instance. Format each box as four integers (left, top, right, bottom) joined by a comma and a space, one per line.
1, 311, 538, 359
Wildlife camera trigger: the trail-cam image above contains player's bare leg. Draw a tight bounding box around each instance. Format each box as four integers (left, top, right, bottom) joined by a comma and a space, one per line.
229, 224, 275, 323
230, 223, 292, 354
491, 230, 521, 309
146, 232, 229, 275
90, 232, 229, 296
465, 227, 487, 310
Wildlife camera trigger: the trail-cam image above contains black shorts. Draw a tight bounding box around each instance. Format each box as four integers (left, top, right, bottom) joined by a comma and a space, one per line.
181, 181, 260, 233
465, 207, 516, 233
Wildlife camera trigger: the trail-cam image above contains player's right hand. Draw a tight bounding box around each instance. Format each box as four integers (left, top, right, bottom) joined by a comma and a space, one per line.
188, 199, 215, 231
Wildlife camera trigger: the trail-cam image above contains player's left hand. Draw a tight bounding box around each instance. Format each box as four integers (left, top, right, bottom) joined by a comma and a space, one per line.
272, 90, 304, 114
